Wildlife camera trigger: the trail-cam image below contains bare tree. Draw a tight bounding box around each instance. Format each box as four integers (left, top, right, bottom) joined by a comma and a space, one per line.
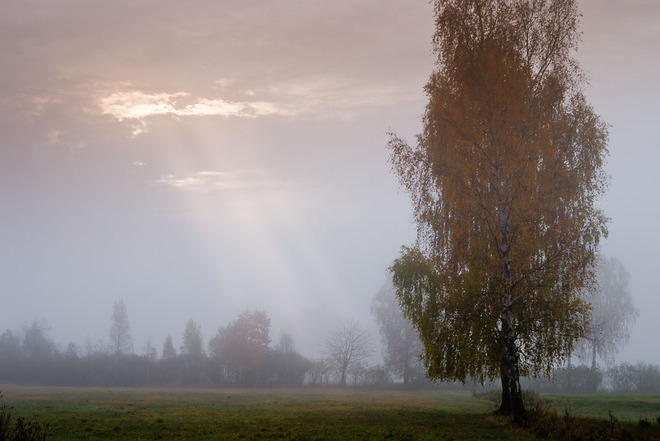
109, 300, 133, 356
325, 321, 373, 386
578, 256, 639, 369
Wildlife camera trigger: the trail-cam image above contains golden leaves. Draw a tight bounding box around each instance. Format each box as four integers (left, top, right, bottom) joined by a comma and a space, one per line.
389, 0, 608, 383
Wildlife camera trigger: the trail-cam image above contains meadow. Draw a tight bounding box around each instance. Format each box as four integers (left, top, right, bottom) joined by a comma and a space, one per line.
1, 385, 659, 440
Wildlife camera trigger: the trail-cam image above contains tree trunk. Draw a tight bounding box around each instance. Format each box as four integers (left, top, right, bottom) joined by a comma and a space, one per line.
496, 182, 527, 425
498, 359, 512, 414
567, 355, 574, 393
403, 328, 411, 387
591, 341, 597, 371
495, 309, 527, 425
502, 316, 527, 425
590, 341, 599, 392
340, 360, 348, 386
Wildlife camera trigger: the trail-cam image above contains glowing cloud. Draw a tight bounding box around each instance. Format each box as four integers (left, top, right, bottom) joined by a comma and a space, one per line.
100, 91, 187, 121
99, 90, 286, 134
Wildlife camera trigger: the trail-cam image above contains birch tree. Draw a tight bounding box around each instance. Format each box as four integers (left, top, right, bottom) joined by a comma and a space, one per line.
389, 0, 608, 423
578, 256, 638, 369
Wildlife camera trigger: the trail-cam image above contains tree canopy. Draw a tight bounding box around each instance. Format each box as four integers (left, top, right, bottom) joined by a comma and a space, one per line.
208, 310, 271, 385
180, 319, 204, 357
389, 0, 608, 423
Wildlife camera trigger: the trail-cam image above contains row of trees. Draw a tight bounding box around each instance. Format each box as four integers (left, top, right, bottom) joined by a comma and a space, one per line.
0, 269, 641, 391
0, 248, 637, 389
523, 362, 660, 395
0, 306, 417, 388
0, 311, 302, 387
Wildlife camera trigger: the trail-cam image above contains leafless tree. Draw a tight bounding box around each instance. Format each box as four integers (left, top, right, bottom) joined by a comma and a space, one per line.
325, 321, 373, 386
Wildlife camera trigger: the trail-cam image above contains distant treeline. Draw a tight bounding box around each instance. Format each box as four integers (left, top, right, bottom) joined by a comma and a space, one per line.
522, 363, 660, 395
0, 314, 414, 388
0, 338, 417, 388
1, 329, 658, 392
1, 316, 657, 391
0, 316, 307, 387
0, 350, 310, 388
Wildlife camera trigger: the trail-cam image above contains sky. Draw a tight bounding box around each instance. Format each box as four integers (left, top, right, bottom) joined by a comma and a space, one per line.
1, 0, 658, 365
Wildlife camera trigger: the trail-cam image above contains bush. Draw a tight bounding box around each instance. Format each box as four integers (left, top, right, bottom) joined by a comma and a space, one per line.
0, 392, 47, 441
607, 362, 660, 394
521, 365, 603, 393
551, 365, 603, 393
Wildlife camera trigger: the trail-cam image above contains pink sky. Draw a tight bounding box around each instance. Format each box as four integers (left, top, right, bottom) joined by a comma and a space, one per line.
1, 0, 658, 364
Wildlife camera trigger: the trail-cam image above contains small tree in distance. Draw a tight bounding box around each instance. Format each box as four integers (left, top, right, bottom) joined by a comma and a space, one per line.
325, 321, 373, 386
578, 256, 638, 370
371, 282, 425, 387
162, 334, 176, 359
22, 320, 56, 360
208, 310, 271, 385
109, 300, 133, 357
180, 319, 204, 357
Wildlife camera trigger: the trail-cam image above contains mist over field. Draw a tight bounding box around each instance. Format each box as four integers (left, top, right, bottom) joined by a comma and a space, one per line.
1, 0, 659, 372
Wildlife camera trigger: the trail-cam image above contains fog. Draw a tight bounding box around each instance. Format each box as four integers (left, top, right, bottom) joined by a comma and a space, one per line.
1, 0, 659, 367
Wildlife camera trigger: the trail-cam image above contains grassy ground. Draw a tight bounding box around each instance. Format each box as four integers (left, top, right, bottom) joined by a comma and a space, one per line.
544, 393, 660, 422
1, 385, 659, 440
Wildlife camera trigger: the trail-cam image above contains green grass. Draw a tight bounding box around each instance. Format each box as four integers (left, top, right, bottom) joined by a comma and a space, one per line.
544, 393, 660, 422
1, 385, 659, 440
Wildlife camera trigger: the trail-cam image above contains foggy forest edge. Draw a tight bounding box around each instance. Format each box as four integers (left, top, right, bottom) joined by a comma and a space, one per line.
0, 289, 656, 393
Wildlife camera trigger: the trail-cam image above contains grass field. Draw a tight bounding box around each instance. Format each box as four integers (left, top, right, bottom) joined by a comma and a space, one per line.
1, 385, 659, 440
544, 393, 660, 422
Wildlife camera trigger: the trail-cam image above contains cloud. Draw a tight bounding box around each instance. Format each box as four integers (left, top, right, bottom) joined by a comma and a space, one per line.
183, 98, 280, 118
45, 129, 86, 150
98, 90, 288, 134
153, 171, 264, 193
99, 91, 187, 121
99, 72, 420, 135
